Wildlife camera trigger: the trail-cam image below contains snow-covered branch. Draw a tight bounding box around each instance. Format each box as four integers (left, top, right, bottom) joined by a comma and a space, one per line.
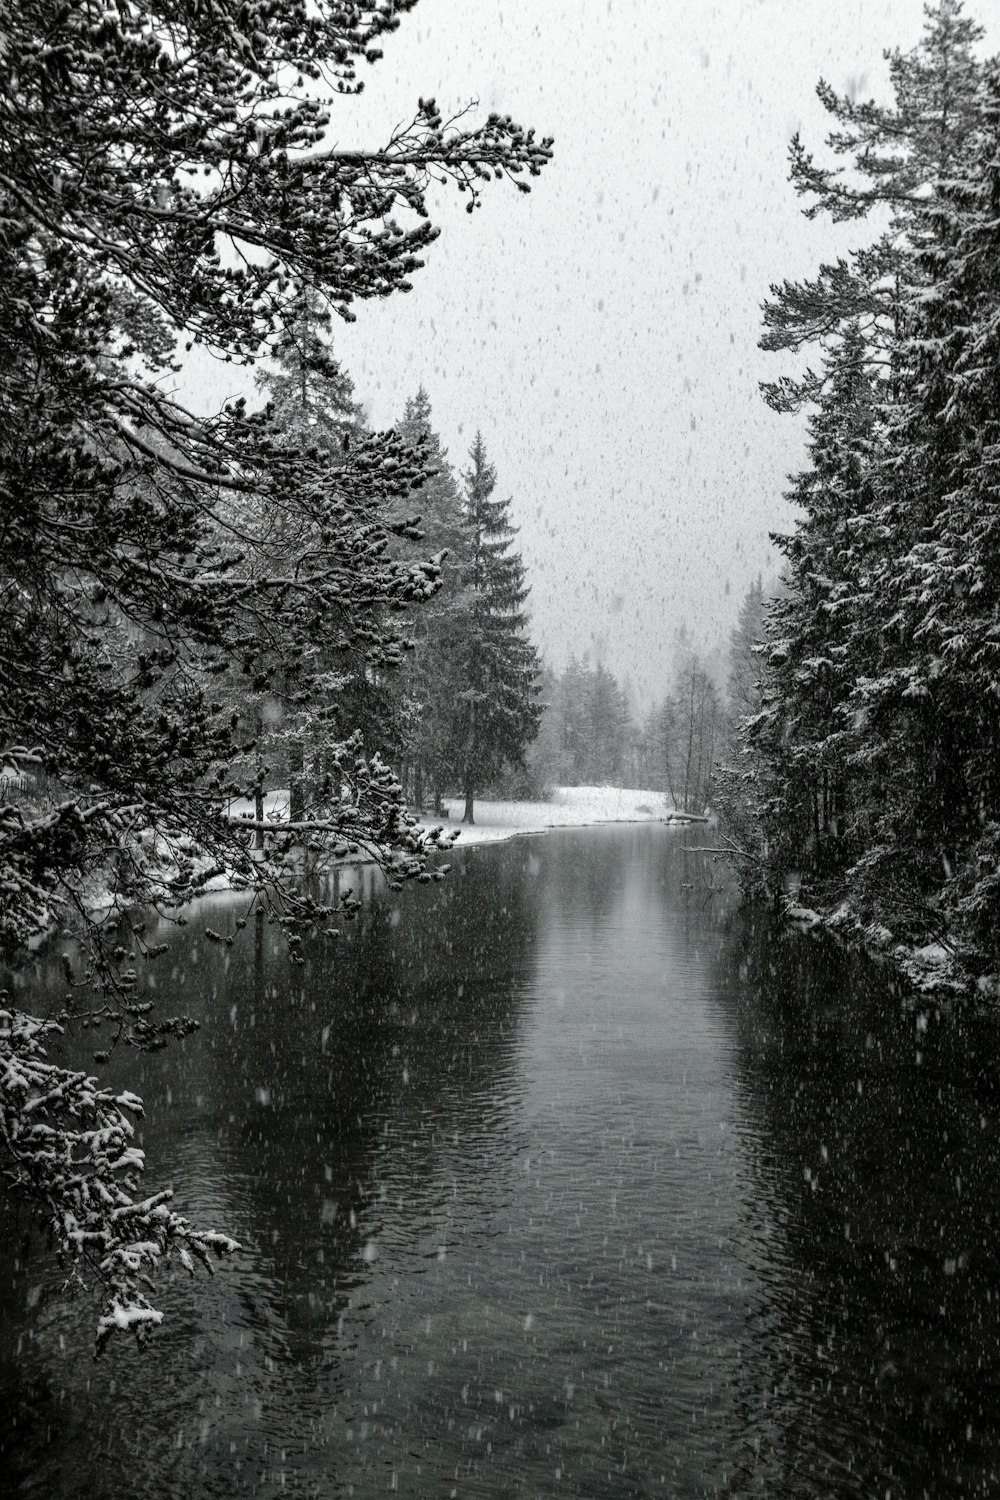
0, 1006, 238, 1354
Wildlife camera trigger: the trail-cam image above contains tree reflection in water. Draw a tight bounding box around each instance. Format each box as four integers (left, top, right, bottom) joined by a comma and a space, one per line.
717, 907, 1000, 1499
2, 829, 1000, 1498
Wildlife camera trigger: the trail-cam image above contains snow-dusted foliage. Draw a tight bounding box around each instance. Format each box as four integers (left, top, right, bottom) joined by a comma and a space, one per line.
0, 0, 551, 1345
387, 388, 471, 817
0, 1004, 238, 1353
733, 2, 1000, 973
447, 435, 543, 826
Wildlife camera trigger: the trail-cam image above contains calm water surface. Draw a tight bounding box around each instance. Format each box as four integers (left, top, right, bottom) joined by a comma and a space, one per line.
2, 826, 1000, 1498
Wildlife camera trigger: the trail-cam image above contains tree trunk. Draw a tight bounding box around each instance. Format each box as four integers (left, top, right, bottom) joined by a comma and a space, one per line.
463, 695, 477, 824
662, 715, 679, 811
703, 704, 716, 810
254, 775, 265, 852
692, 683, 706, 812
288, 738, 305, 823
684, 672, 696, 814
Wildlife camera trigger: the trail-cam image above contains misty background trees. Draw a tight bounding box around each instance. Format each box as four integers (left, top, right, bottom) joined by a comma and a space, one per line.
525, 635, 730, 817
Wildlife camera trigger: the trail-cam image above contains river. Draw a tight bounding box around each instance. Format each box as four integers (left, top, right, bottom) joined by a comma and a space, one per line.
2, 825, 1000, 1498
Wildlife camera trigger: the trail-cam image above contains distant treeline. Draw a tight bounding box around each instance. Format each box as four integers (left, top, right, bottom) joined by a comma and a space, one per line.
527, 633, 738, 815
239, 369, 543, 829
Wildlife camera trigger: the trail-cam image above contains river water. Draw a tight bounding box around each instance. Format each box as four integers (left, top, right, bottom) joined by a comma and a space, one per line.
2, 825, 1000, 1498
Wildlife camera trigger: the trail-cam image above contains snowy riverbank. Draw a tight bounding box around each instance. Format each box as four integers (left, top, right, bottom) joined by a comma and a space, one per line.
423, 785, 688, 846
225, 785, 689, 850
78, 786, 686, 919
782, 897, 987, 1002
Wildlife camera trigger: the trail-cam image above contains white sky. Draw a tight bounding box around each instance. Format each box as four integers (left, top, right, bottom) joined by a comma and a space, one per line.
186, 0, 995, 705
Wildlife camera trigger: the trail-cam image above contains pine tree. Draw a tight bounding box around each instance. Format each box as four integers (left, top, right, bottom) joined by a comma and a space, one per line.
725, 576, 767, 738
524, 661, 564, 794
236, 291, 373, 822
760, 0, 985, 415
396, 389, 467, 559
393, 389, 468, 813
0, 0, 552, 1348
585, 664, 632, 785
524, 658, 636, 791
751, 325, 879, 878
449, 434, 542, 824
557, 656, 591, 784
739, 1, 995, 938
715, 576, 787, 878
255, 288, 367, 450
853, 67, 1000, 944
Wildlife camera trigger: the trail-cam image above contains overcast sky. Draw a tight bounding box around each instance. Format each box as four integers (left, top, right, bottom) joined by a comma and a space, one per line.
190, 0, 996, 705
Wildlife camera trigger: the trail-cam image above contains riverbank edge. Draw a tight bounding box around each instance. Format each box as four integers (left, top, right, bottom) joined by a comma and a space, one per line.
74, 789, 697, 922
418, 810, 703, 850
781, 897, 993, 1003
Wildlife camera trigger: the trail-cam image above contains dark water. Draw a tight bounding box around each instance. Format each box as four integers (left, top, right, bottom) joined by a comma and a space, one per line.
2, 826, 1000, 1499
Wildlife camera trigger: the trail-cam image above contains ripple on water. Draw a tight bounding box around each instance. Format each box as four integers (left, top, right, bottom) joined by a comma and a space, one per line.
4, 828, 1000, 1498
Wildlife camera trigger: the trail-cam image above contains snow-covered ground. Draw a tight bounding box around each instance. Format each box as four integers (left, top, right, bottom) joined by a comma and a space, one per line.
426, 785, 680, 847
226, 785, 683, 850
71, 786, 676, 917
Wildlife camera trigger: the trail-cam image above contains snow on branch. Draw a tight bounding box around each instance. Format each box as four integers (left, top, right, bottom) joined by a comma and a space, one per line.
0, 1005, 238, 1355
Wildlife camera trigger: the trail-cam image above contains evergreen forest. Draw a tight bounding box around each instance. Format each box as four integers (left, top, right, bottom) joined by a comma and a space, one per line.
721, 0, 1000, 977
4, 0, 1000, 1368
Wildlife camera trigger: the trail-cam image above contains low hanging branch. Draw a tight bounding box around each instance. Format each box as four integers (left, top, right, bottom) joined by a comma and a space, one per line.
0, 1006, 239, 1356
682, 831, 777, 868
0, 0, 552, 1351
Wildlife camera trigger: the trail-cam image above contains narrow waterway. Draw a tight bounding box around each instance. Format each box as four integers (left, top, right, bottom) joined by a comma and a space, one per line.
2, 826, 1000, 1498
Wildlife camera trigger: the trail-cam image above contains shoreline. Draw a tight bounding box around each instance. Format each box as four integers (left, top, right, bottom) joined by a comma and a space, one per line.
414, 786, 700, 850
782, 898, 987, 1003
78, 787, 694, 919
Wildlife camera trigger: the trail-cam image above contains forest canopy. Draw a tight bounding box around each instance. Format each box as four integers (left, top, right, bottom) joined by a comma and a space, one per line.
724, 0, 1000, 978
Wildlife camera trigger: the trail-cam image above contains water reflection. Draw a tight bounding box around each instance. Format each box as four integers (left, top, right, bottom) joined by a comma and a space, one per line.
718, 911, 1000, 1499
1, 828, 999, 1498
0, 844, 541, 1498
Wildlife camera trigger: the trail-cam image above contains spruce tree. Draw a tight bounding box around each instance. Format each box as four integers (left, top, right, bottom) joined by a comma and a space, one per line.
583, 664, 632, 785
255, 288, 367, 450
393, 389, 468, 813
751, 325, 879, 878
741, 0, 995, 938
397, 389, 467, 559
524, 661, 564, 794
450, 434, 541, 824
558, 656, 592, 784
242, 291, 372, 821
760, 0, 985, 414
858, 67, 1000, 945
725, 576, 767, 737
